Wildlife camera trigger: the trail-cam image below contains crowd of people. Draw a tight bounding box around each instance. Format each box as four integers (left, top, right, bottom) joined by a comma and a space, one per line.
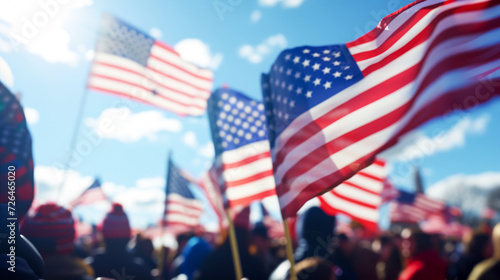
2, 202, 500, 280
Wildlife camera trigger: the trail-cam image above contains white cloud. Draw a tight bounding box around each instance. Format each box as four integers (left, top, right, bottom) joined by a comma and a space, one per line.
239, 34, 287, 64
174, 38, 223, 70
381, 115, 490, 161
0, 0, 93, 65
136, 176, 165, 189
34, 165, 95, 205
85, 107, 182, 143
259, 0, 306, 8
149, 27, 163, 39
198, 142, 215, 158
250, 10, 262, 23
183, 131, 198, 148
427, 172, 500, 215
24, 107, 39, 124
0, 56, 14, 88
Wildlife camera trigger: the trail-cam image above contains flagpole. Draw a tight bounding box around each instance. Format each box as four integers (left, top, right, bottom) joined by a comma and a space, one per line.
225, 208, 243, 280
56, 87, 90, 203
283, 218, 297, 280
157, 152, 172, 277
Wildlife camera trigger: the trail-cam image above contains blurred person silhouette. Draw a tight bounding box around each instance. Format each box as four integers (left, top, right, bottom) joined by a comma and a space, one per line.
398, 228, 447, 280
86, 203, 153, 280
20, 202, 94, 280
1, 203, 43, 280
250, 221, 276, 275
374, 235, 403, 280
195, 206, 268, 280
172, 236, 213, 280
468, 222, 500, 280
269, 207, 357, 280
295, 257, 337, 280
131, 233, 157, 272
452, 232, 493, 280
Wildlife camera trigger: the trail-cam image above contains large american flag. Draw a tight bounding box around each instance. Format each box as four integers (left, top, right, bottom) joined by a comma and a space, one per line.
262, 0, 500, 218
0, 82, 34, 220
69, 179, 108, 208
389, 190, 446, 224
164, 159, 204, 229
88, 15, 213, 116
208, 88, 277, 207
318, 159, 387, 232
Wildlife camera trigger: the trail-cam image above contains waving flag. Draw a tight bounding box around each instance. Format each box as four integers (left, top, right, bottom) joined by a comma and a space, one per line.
0, 82, 34, 220
208, 88, 276, 208
88, 15, 213, 116
164, 159, 204, 230
199, 165, 226, 229
389, 190, 446, 224
318, 159, 386, 232
69, 179, 108, 208
263, 0, 500, 218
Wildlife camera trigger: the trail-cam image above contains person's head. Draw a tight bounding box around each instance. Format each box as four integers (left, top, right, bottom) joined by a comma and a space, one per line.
401, 228, 432, 258
100, 203, 131, 250
299, 207, 336, 242
251, 222, 270, 255
20, 203, 76, 257
492, 222, 500, 259
295, 257, 337, 280
465, 232, 493, 259
133, 234, 154, 257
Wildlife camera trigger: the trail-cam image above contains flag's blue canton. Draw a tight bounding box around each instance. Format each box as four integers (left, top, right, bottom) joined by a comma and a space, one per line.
208, 89, 268, 155
265, 45, 363, 139
87, 179, 101, 190
261, 74, 276, 149
167, 161, 196, 199
395, 190, 416, 203
96, 14, 155, 66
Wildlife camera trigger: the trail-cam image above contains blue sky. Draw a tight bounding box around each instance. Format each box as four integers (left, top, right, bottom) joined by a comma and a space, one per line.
1, 0, 499, 228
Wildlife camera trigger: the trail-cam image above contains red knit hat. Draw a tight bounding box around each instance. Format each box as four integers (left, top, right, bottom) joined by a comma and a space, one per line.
20, 202, 76, 255
100, 203, 131, 239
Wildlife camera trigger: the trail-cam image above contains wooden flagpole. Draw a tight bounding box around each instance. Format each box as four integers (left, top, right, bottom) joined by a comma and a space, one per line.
225, 208, 243, 280
283, 218, 297, 280
157, 152, 172, 277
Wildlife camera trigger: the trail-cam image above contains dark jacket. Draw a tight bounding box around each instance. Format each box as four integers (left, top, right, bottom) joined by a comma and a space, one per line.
87, 248, 153, 280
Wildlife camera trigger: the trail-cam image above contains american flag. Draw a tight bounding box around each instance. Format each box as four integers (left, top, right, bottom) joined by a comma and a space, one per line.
318, 159, 387, 232
198, 165, 226, 229
263, 0, 500, 218
0, 82, 34, 220
389, 190, 446, 224
164, 159, 204, 229
88, 15, 213, 116
207, 88, 276, 207
69, 179, 108, 208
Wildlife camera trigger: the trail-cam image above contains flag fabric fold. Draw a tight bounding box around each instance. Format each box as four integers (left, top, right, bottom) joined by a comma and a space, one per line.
88, 14, 213, 116
318, 159, 387, 232
207, 88, 276, 208
69, 178, 108, 208
263, 0, 500, 218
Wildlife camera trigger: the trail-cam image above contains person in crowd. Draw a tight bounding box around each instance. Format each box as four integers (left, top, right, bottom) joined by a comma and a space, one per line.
20, 202, 95, 280
398, 228, 447, 280
131, 234, 157, 272
295, 257, 337, 280
195, 206, 268, 280
339, 232, 379, 280
172, 236, 213, 280
269, 207, 357, 280
468, 222, 500, 280
451, 232, 493, 280
250, 221, 276, 275
86, 203, 153, 280
374, 235, 403, 280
